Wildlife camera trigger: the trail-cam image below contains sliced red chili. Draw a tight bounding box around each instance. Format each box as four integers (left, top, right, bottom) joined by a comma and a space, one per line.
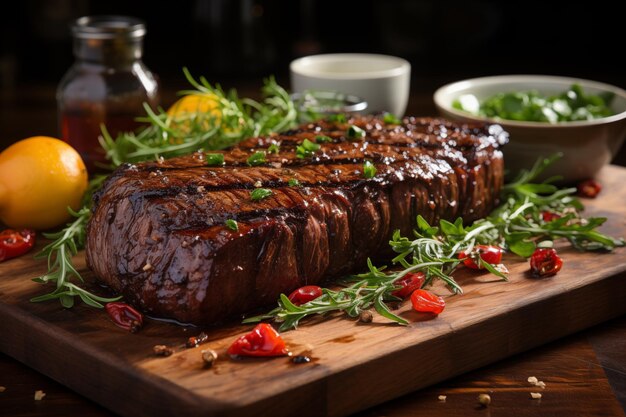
530, 247, 563, 277
105, 302, 144, 333
458, 245, 503, 269
577, 179, 601, 198
287, 285, 323, 306
541, 211, 561, 222
410, 289, 445, 315
0, 229, 36, 262
227, 323, 288, 357
391, 272, 426, 298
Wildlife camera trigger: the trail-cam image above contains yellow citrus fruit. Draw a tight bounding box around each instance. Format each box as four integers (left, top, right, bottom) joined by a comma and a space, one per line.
167, 93, 220, 118
0, 136, 88, 230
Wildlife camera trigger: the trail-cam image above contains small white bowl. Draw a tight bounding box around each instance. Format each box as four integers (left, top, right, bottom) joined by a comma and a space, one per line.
434, 75, 626, 182
290, 53, 411, 117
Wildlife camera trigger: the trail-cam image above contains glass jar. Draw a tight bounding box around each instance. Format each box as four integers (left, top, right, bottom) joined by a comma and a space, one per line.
57, 15, 159, 172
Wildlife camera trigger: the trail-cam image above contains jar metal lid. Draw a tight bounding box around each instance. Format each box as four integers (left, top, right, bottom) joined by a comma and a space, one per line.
72, 15, 146, 40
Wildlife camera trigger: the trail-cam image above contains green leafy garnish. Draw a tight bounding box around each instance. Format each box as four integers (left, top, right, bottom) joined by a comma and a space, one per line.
247, 151, 266, 166
267, 143, 280, 154
327, 114, 347, 123
363, 160, 377, 179
383, 112, 402, 124
315, 135, 333, 143
296, 138, 321, 159
250, 188, 273, 201
288, 178, 301, 187
225, 219, 239, 231
205, 153, 224, 166
452, 84, 615, 123
346, 125, 365, 140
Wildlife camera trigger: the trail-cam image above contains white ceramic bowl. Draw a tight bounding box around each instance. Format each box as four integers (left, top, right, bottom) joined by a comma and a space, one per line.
290, 53, 411, 117
434, 75, 626, 183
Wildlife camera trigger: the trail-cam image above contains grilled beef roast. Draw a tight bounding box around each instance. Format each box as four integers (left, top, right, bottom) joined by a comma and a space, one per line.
86, 115, 507, 324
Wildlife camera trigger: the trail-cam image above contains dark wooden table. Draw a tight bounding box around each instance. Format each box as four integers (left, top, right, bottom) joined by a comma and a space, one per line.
1, 84, 626, 417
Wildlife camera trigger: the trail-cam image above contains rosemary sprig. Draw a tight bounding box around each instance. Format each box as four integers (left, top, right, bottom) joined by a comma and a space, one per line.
99, 68, 299, 168
244, 155, 624, 330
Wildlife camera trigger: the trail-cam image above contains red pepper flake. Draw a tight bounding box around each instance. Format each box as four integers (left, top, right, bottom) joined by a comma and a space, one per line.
227, 323, 289, 358
105, 302, 144, 333
541, 211, 561, 222
0, 229, 36, 262
410, 289, 445, 315
186, 332, 209, 348
530, 247, 563, 277
577, 179, 602, 198
391, 272, 425, 298
287, 285, 323, 306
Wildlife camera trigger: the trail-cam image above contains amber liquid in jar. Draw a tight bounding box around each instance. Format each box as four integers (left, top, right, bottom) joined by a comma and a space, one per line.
57, 16, 159, 172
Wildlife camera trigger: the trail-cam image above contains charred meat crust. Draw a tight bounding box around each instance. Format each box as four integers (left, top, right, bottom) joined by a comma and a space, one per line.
86, 115, 507, 324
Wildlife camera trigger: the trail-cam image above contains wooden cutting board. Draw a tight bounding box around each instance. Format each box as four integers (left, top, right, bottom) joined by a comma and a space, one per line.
1, 165, 626, 417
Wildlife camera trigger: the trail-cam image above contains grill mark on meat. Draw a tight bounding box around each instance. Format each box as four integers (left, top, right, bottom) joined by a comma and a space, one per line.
86, 115, 507, 325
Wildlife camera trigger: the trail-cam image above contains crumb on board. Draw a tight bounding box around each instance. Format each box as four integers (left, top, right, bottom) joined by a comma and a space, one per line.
201, 349, 218, 368
528, 376, 546, 388
153, 345, 173, 357
143, 263, 153, 271
531, 392, 542, 399
34, 390, 46, 401
477, 393, 491, 406
438, 395, 447, 402
0, 386, 6, 392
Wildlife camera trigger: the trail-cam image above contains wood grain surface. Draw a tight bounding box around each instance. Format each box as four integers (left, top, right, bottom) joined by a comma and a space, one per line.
1, 165, 626, 417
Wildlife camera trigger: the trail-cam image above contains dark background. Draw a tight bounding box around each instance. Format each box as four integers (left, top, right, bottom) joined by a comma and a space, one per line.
1, 0, 626, 154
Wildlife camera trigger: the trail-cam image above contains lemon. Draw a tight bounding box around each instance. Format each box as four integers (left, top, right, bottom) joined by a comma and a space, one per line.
0, 136, 88, 230
167, 93, 220, 117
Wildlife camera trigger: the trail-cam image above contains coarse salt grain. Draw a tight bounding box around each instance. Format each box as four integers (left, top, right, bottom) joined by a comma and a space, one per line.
143, 263, 153, 271
438, 395, 447, 401
537, 381, 546, 389
34, 390, 46, 401
528, 376, 539, 385
530, 392, 542, 399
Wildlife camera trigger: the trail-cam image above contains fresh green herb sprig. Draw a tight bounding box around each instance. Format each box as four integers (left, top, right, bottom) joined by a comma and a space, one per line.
245, 155, 624, 330
31, 176, 122, 309
244, 259, 409, 331
99, 68, 299, 168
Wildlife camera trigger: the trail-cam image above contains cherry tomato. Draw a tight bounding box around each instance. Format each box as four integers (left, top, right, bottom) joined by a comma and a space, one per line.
530, 247, 563, 277
288, 285, 322, 306
410, 289, 445, 315
0, 229, 36, 262
227, 323, 288, 357
541, 211, 561, 222
458, 245, 503, 269
391, 272, 425, 298
105, 302, 144, 333
577, 179, 601, 198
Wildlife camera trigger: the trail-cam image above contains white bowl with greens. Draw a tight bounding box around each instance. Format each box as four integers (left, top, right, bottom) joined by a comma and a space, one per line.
434, 75, 626, 182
